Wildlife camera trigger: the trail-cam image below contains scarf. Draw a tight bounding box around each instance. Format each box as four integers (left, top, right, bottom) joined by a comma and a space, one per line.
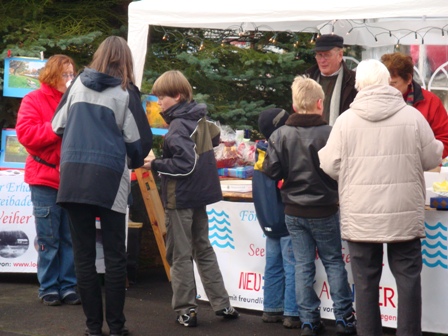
318, 66, 343, 126
405, 83, 414, 106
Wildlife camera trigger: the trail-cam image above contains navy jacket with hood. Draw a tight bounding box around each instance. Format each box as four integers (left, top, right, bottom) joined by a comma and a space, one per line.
52, 68, 152, 214
151, 101, 222, 209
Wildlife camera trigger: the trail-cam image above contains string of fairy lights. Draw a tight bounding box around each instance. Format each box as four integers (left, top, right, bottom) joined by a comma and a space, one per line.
155, 19, 448, 50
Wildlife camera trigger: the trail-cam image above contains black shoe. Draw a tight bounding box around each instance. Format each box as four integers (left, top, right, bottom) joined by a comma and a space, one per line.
41, 294, 61, 306
336, 311, 357, 335
283, 316, 301, 329
110, 326, 129, 336
215, 306, 240, 319
84, 328, 102, 336
62, 293, 81, 305
301, 320, 326, 336
261, 311, 283, 323
177, 309, 197, 327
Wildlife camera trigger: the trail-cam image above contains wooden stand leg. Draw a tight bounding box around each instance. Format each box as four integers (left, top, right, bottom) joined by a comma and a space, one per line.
134, 168, 170, 281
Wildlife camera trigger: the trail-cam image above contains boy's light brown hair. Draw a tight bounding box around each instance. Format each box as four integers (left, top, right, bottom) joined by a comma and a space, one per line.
152, 70, 193, 103
291, 75, 324, 114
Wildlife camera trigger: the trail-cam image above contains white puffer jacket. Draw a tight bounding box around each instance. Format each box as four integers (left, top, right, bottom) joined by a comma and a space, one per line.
319, 85, 443, 243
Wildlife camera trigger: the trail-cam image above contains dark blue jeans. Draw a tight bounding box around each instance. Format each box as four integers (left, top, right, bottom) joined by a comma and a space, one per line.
285, 212, 354, 323
30, 185, 77, 299
64, 203, 127, 334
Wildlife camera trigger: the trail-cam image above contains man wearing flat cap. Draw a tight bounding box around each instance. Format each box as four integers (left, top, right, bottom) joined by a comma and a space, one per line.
305, 34, 357, 125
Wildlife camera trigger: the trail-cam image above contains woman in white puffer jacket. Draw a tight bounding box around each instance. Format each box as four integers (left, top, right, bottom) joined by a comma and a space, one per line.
318, 59, 442, 336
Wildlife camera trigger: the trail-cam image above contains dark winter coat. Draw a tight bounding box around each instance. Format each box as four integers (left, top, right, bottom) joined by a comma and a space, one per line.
262, 113, 338, 218
253, 140, 288, 238
52, 68, 153, 214
152, 101, 222, 209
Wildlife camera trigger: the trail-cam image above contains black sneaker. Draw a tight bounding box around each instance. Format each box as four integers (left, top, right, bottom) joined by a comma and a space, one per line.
177, 309, 197, 327
62, 293, 81, 305
283, 316, 301, 329
215, 306, 240, 319
301, 320, 326, 336
261, 311, 283, 323
336, 311, 357, 335
41, 294, 61, 306
84, 328, 102, 336
110, 326, 130, 336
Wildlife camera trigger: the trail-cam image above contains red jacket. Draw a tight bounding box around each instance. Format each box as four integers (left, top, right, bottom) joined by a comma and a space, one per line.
412, 81, 448, 158
16, 83, 63, 189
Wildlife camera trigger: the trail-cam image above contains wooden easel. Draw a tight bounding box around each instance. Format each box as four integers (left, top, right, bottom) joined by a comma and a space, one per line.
134, 168, 171, 281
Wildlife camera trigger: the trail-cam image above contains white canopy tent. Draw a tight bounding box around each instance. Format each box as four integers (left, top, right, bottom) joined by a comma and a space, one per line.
127, 0, 448, 88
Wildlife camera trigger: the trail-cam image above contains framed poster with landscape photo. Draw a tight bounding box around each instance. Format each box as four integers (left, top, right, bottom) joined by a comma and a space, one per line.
3, 57, 47, 98
0, 129, 27, 169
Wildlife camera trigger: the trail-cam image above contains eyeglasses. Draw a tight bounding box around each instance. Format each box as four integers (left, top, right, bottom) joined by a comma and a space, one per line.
315, 52, 335, 61
62, 73, 75, 79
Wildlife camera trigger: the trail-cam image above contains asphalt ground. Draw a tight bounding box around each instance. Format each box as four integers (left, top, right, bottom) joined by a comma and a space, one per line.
0, 266, 439, 336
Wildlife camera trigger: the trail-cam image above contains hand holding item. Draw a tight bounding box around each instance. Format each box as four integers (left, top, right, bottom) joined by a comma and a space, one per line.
142, 150, 155, 170
142, 159, 152, 170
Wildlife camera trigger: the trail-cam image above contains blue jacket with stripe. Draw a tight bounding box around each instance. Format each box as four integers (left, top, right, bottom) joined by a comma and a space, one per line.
52, 68, 152, 214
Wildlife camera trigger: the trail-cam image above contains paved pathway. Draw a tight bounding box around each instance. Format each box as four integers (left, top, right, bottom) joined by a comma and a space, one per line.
0, 268, 438, 336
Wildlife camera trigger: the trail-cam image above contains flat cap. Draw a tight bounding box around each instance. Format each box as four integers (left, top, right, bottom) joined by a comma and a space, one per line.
313, 34, 344, 51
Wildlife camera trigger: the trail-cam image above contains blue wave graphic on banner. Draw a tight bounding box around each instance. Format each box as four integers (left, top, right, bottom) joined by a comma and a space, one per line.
422, 221, 448, 269
207, 207, 235, 250
208, 217, 231, 225
211, 241, 235, 249
207, 209, 230, 219
421, 240, 447, 249
208, 224, 232, 233
209, 232, 234, 241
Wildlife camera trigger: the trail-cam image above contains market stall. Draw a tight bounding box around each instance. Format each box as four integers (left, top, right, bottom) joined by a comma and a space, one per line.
126, 1, 448, 333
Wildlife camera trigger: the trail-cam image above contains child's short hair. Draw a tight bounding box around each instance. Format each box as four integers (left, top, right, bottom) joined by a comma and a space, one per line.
291, 75, 324, 114
152, 70, 193, 102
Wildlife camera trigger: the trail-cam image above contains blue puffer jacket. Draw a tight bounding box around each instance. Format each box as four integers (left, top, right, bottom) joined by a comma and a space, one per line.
52, 68, 153, 214
253, 140, 288, 238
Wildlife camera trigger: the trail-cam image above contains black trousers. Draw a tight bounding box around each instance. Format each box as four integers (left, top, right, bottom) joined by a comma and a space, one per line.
64, 203, 127, 334
348, 239, 422, 336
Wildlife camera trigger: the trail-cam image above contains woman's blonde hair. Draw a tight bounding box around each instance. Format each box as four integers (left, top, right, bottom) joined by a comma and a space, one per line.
89, 36, 135, 89
152, 70, 193, 102
39, 54, 76, 88
291, 75, 324, 114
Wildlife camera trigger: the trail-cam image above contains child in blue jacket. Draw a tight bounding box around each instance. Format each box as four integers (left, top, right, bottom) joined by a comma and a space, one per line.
253, 108, 300, 329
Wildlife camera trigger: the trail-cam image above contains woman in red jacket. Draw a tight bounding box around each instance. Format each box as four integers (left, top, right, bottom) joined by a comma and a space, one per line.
16, 55, 80, 306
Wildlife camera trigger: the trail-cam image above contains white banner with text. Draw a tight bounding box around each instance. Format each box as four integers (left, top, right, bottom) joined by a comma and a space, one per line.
194, 201, 448, 334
